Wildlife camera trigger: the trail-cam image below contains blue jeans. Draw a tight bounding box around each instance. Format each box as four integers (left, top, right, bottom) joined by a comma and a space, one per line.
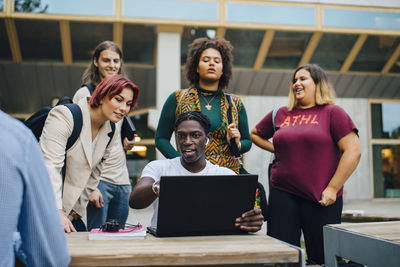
86, 180, 131, 231
72, 218, 86, 232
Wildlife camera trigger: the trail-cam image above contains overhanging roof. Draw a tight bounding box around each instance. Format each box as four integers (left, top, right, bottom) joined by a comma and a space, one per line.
1, 63, 399, 118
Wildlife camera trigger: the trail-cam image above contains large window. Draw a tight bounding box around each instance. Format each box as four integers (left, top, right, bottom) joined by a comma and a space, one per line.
370, 101, 400, 198
181, 27, 216, 65
0, 19, 12, 60
15, 19, 62, 61
123, 24, 156, 65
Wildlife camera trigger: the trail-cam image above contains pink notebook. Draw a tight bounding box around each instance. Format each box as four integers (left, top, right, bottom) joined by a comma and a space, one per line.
89, 225, 146, 240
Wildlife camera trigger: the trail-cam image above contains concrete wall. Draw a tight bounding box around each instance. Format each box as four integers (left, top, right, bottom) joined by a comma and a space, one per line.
244, 96, 371, 201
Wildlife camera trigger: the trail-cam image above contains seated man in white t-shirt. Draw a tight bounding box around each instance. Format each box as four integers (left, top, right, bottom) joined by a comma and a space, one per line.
129, 111, 263, 232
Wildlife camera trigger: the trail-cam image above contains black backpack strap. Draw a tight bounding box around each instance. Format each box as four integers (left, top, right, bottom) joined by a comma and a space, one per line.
56, 96, 73, 105
107, 121, 115, 147
83, 83, 96, 95
226, 94, 240, 158
64, 103, 83, 151
62, 103, 83, 183
226, 93, 233, 125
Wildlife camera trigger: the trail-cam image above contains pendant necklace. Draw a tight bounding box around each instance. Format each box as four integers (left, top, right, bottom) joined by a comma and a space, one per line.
200, 93, 217, 110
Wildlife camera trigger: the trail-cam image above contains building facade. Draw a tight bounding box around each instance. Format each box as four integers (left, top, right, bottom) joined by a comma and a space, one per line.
1, 0, 399, 200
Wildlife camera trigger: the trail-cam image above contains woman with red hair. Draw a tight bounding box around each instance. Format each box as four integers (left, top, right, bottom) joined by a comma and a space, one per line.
40, 74, 139, 233
73, 41, 138, 231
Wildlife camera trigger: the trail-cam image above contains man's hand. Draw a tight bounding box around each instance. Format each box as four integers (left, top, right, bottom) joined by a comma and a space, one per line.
123, 134, 137, 151
235, 208, 264, 232
59, 210, 76, 233
89, 188, 104, 208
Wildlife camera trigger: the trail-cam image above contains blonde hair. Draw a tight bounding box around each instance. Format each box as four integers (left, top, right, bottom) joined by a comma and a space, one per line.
288, 64, 336, 111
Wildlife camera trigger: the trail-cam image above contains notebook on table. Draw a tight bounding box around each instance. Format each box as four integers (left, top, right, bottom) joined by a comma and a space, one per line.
147, 174, 258, 237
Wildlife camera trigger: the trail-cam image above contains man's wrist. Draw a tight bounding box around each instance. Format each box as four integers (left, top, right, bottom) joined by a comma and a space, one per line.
152, 181, 160, 195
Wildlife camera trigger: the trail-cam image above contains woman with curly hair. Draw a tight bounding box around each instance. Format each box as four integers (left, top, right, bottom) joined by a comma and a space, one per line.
155, 37, 251, 174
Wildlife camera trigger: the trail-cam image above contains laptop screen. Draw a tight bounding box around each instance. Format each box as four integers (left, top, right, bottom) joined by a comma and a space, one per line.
152, 174, 258, 237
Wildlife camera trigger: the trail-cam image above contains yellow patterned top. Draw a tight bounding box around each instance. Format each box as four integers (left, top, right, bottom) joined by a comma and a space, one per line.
175, 88, 242, 173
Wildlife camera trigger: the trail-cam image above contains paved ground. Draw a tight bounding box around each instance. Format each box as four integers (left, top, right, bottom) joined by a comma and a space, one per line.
342, 198, 400, 219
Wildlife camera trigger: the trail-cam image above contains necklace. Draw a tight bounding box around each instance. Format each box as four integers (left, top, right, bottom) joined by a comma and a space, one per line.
199, 93, 217, 110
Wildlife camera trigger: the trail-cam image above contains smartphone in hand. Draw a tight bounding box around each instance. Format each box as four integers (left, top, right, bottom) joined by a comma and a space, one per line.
121, 116, 136, 143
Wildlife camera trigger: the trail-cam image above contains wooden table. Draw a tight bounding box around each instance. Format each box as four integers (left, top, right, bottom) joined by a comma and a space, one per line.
67, 233, 302, 266
323, 221, 400, 267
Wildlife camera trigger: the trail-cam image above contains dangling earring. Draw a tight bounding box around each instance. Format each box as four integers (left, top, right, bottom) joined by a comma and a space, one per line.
205, 138, 210, 146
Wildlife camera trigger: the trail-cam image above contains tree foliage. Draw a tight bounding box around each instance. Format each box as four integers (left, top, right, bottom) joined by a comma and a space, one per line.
14, 0, 48, 13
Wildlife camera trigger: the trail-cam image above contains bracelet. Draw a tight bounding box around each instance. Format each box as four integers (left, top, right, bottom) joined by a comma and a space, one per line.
152, 181, 160, 195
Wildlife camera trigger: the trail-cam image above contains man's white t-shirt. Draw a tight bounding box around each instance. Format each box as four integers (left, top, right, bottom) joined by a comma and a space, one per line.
141, 157, 235, 227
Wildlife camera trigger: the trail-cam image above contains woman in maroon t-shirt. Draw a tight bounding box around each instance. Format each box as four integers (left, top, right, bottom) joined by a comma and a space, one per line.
250, 64, 361, 265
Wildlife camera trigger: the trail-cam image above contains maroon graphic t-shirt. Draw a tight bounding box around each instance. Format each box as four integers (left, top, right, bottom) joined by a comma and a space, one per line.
256, 104, 358, 202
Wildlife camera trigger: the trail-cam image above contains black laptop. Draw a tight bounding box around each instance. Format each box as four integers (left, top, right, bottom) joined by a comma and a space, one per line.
147, 174, 258, 237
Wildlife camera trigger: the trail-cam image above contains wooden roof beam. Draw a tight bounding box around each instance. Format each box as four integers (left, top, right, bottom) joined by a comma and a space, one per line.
381, 44, 400, 74
340, 34, 368, 73
5, 18, 22, 63
113, 22, 123, 49
60, 20, 72, 64
216, 27, 226, 38
114, 0, 123, 49
298, 32, 322, 66
4, 0, 15, 15
253, 30, 275, 70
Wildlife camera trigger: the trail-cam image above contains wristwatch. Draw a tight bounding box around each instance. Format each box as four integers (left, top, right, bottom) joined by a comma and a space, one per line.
152, 181, 160, 195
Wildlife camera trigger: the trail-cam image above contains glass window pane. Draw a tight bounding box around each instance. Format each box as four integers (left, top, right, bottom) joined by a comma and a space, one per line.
0, 0, 3, 11
263, 31, 312, 69
181, 27, 216, 65
350, 36, 400, 72
70, 22, 113, 62
225, 29, 264, 68
311, 33, 357, 71
14, 0, 113, 16
373, 144, 400, 198
0, 19, 12, 60
123, 0, 218, 21
371, 103, 400, 139
15, 19, 62, 61
14, 0, 48, 13
123, 24, 156, 65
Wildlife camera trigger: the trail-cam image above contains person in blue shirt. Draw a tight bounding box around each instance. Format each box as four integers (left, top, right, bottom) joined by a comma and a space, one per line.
0, 110, 70, 267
